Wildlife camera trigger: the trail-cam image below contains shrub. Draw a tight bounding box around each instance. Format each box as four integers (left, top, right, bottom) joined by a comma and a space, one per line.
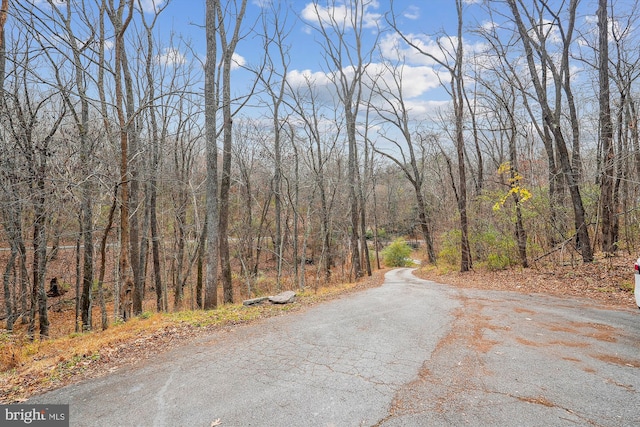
381, 238, 413, 267
485, 253, 511, 271
438, 229, 461, 267
365, 227, 387, 240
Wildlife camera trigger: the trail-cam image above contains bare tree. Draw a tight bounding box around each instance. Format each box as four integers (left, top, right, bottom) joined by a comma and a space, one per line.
0, 0, 6, 89
367, 58, 437, 263
39, 0, 98, 331
215, 0, 248, 304
255, 1, 293, 290
597, 0, 615, 253
138, 0, 171, 312
305, 0, 379, 279
287, 73, 341, 281
477, 5, 566, 250
390, 0, 472, 271
607, 1, 640, 252
204, 0, 220, 309
0, 0, 13, 330
505, 0, 593, 263
105, 0, 136, 319
3, 42, 66, 338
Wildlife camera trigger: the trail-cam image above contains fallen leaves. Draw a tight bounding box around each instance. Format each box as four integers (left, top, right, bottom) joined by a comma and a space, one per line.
416, 256, 635, 308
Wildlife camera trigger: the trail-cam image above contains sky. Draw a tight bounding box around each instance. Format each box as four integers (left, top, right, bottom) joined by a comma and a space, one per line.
26, 0, 617, 135
142, 0, 484, 112
125, 0, 617, 148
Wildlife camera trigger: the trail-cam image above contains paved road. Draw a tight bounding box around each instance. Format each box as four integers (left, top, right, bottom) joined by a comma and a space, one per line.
31, 269, 640, 426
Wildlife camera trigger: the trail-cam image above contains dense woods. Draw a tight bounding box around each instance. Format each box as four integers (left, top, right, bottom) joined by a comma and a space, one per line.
1, 0, 640, 338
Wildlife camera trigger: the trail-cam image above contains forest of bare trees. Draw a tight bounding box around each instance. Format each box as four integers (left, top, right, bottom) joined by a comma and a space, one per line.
1, 0, 640, 338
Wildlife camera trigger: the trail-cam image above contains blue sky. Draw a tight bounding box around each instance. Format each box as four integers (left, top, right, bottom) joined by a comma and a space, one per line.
28, 0, 616, 132
144, 0, 483, 108
25, 0, 501, 121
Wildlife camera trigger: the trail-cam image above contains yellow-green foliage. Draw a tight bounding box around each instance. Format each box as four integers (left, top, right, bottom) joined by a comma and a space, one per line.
438, 229, 461, 267
493, 162, 532, 212
438, 226, 517, 270
485, 253, 511, 271
381, 238, 413, 267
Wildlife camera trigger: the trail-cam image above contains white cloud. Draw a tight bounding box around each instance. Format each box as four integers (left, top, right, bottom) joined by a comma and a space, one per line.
405, 99, 451, 117
301, 1, 382, 30
139, 0, 165, 14
252, 0, 272, 7
366, 61, 443, 99
379, 33, 487, 68
480, 20, 497, 32
156, 47, 186, 66
403, 6, 420, 20
34, 0, 67, 10
287, 68, 332, 89
526, 19, 562, 45
231, 53, 246, 70
379, 33, 447, 67
583, 14, 628, 42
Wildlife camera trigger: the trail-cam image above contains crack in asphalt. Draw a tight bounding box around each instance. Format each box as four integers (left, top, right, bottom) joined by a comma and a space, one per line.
29, 269, 639, 427
378, 286, 640, 426
153, 367, 177, 427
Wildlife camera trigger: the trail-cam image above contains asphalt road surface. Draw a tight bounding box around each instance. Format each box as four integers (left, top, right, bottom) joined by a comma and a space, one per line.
31, 268, 640, 426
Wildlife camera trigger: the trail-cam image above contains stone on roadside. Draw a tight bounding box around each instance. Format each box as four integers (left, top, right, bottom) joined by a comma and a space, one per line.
242, 296, 269, 306
268, 291, 296, 304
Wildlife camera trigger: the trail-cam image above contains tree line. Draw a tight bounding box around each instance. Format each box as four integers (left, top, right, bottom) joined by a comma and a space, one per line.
1, 0, 639, 338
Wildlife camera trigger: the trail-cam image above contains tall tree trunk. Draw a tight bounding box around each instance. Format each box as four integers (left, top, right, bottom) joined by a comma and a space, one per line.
3, 249, 16, 331
359, 128, 371, 277
75, 216, 82, 332
347, 107, 362, 279
97, 185, 118, 330
120, 49, 143, 315
204, 0, 220, 310
598, 0, 616, 253
415, 191, 436, 263
219, 112, 233, 304
173, 197, 187, 309
216, 0, 247, 304
196, 217, 207, 309
454, 0, 471, 272
316, 136, 332, 280
150, 187, 163, 311
507, 0, 593, 263
273, 117, 283, 291
108, 0, 135, 320
0, 0, 7, 89
509, 126, 528, 268
0, 0, 10, 330
32, 170, 49, 338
